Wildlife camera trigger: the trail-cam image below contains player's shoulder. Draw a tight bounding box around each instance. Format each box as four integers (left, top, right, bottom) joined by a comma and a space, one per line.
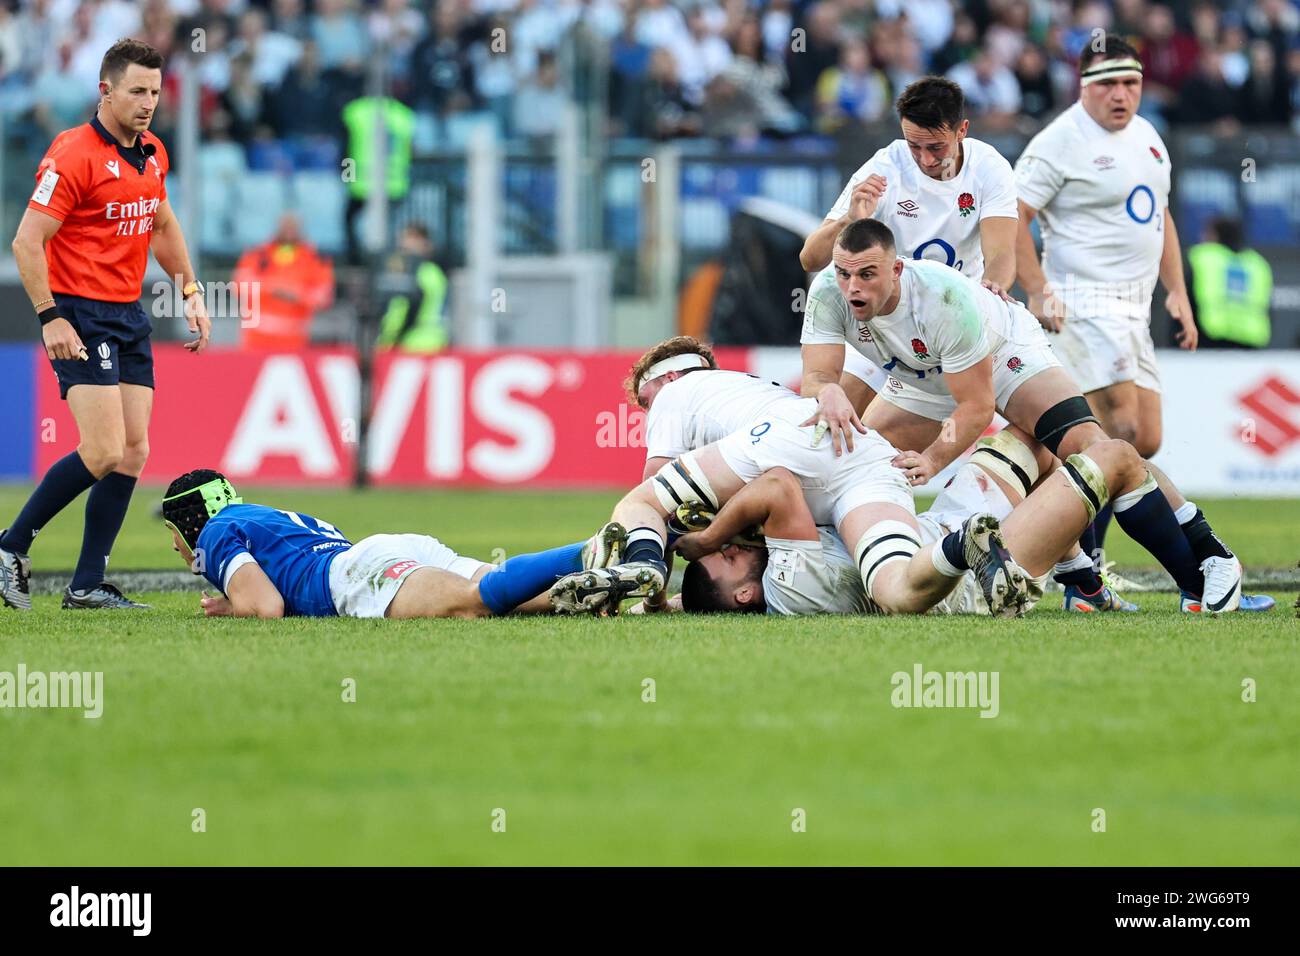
1125, 114, 1169, 156
1021, 104, 1083, 155
906, 256, 971, 293
842, 143, 900, 189
877, 140, 911, 171
201, 503, 258, 532
963, 137, 1015, 181
195, 505, 245, 556
904, 260, 982, 323
807, 264, 849, 311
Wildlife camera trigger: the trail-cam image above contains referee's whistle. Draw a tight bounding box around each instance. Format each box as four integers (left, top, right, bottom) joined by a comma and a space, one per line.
77, 348, 88, 361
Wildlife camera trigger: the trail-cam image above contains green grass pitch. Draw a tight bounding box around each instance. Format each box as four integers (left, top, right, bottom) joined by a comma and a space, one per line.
0, 485, 1296, 865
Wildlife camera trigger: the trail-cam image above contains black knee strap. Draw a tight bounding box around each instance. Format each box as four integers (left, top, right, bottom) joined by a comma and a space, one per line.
1034, 396, 1097, 457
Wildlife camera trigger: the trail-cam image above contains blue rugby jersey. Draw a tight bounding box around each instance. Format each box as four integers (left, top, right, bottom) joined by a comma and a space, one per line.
194, 504, 353, 617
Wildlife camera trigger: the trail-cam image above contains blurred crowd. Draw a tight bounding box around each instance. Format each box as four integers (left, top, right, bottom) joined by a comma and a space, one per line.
0, 0, 1298, 149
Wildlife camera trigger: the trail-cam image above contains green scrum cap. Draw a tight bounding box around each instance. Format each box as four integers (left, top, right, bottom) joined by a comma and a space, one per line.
162, 475, 243, 516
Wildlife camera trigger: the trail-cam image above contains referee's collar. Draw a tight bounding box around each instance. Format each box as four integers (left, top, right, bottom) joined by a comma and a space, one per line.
90, 113, 156, 172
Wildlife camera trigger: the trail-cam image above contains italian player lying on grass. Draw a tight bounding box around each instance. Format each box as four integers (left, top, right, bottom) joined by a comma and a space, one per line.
161, 470, 606, 619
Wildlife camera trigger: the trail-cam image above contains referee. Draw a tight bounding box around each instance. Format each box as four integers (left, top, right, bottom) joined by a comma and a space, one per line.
0, 39, 209, 611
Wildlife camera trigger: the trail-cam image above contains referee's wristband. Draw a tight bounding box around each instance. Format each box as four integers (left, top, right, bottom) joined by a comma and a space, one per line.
37, 305, 63, 326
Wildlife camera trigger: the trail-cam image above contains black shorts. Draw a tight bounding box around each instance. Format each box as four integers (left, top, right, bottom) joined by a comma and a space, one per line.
48, 293, 154, 400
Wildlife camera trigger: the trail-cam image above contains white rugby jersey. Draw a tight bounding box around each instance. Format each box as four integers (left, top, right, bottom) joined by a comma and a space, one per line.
764, 529, 873, 616
801, 258, 1042, 398
825, 137, 1018, 279
644, 369, 803, 461
1014, 102, 1172, 321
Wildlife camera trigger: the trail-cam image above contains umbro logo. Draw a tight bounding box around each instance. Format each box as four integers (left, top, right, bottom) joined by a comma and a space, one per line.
1093, 156, 1116, 170
104, 160, 120, 178
896, 199, 919, 219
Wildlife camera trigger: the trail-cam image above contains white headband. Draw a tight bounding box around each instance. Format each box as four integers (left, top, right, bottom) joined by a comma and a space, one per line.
637, 353, 708, 391
1080, 57, 1143, 86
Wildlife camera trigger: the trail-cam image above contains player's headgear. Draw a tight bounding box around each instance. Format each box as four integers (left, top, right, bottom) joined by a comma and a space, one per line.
625, 336, 718, 406
1078, 35, 1143, 86
638, 353, 709, 391
162, 469, 242, 548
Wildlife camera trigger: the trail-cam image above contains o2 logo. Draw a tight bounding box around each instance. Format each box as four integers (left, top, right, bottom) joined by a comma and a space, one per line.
750, 422, 771, 444
913, 237, 963, 274
881, 356, 941, 380
1126, 185, 1156, 224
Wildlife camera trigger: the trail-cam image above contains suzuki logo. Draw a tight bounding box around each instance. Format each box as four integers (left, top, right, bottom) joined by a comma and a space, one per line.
1238, 375, 1300, 457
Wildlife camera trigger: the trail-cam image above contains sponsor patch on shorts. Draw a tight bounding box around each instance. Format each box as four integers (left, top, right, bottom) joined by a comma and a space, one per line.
383, 559, 420, 580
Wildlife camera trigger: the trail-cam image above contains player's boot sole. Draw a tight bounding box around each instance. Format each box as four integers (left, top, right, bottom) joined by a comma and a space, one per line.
581, 522, 627, 570
550, 563, 665, 616
962, 513, 1030, 619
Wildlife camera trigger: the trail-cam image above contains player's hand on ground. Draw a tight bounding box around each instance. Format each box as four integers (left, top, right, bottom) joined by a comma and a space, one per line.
628, 592, 682, 614
1028, 285, 1067, 333
980, 279, 1015, 303
848, 175, 887, 220
802, 383, 867, 456
1166, 290, 1197, 351
892, 449, 938, 486
184, 291, 211, 353
200, 590, 232, 616
41, 317, 87, 361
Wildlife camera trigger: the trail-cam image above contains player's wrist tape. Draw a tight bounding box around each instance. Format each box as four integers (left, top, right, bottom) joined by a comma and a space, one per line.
37, 305, 63, 326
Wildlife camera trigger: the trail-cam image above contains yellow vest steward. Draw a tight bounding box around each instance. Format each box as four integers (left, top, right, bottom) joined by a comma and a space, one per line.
1188, 242, 1272, 347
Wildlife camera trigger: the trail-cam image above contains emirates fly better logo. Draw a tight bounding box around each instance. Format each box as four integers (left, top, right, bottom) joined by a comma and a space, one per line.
1238, 375, 1300, 457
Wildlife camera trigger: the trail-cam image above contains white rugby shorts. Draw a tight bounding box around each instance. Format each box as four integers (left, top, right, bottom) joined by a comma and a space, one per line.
716, 412, 914, 529
328, 533, 490, 618
1052, 313, 1161, 394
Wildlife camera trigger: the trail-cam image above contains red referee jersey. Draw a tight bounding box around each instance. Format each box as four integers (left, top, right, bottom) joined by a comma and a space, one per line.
28, 116, 170, 303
